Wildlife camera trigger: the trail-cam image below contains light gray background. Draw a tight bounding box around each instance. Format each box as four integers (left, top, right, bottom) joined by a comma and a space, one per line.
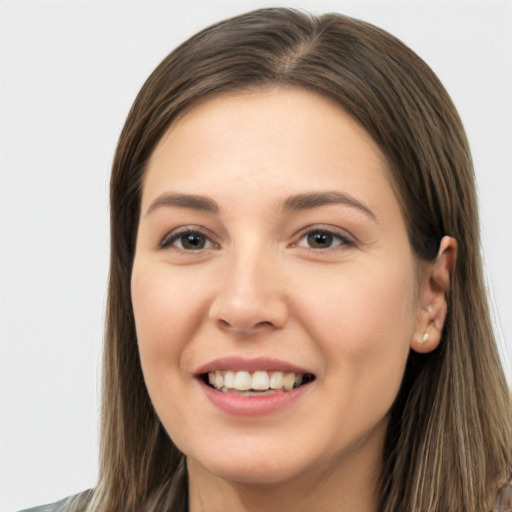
1, 1, 511, 510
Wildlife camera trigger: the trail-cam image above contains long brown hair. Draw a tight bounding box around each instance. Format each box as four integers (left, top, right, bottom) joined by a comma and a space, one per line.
85, 8, 511, 511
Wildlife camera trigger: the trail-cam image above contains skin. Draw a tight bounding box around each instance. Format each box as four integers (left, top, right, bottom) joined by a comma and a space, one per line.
131, 88, 456, 512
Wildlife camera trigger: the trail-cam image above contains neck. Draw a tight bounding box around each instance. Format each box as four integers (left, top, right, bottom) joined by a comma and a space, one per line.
187, 420, 386, 512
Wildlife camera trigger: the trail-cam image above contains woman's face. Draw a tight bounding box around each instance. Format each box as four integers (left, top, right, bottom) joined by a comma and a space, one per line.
131, 88, 422, 487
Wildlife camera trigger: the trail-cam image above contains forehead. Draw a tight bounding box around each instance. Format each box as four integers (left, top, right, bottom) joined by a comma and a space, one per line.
142, 87, 399, 224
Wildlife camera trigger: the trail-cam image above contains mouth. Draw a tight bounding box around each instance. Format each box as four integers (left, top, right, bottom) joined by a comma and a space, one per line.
200, 369, 316, 395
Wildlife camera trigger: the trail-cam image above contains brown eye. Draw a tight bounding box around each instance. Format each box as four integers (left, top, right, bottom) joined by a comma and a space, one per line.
160, 229, 217, 251
180, 233, 207, 250
307, 231, 335, 249
297, 228, 351, 250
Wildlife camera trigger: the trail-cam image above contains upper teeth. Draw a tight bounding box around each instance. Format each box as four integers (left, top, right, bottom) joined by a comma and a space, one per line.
207, 370, 303, 393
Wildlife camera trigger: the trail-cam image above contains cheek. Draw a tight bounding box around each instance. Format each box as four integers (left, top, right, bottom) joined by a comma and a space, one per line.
296, 258, 416, 397
130, 265, 210, 449
131, 264, 204, 382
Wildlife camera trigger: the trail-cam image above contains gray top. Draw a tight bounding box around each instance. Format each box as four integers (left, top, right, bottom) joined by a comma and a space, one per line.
18, 483, 512, 511
19, 491, 91, 512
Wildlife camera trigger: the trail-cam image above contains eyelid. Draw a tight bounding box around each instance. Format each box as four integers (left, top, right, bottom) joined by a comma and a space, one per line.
292, 224, 356, 249
158, 224, 355, 252
159, 225, 219, 251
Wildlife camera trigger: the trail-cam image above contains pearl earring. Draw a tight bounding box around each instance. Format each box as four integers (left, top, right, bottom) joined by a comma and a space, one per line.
422, 332, 430, 343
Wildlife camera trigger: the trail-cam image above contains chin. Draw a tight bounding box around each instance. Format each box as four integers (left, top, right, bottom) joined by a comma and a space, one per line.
195, 456, 311, 485
185, 434, 331, 487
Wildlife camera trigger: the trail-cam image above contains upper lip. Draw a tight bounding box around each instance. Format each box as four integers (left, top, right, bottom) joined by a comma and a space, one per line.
194, 356, 313, 376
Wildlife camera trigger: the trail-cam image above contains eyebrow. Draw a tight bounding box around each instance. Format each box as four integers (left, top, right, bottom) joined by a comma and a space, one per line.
145, 190, 376, 221
282, 191, 377, 221
146, 193, 219, 215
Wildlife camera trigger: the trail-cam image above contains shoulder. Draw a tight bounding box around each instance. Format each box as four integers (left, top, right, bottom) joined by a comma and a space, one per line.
18, 490, 93, 512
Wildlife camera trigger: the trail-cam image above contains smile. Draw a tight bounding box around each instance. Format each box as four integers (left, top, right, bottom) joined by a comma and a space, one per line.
203, 370, 315, 395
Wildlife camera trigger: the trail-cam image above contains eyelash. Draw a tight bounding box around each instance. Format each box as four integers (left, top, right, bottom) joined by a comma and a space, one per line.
294, 225, 354, 251
159, 225, 354, 252
159, 227, 218, 251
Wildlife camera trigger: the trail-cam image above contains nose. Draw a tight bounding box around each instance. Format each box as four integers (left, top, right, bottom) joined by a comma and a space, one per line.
208, 250, 289, 335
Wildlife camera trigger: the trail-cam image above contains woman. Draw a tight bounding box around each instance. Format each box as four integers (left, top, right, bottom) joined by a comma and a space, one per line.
22, 7, 511, 512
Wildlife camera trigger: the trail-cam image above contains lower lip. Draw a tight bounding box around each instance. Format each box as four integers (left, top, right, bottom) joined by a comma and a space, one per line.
199, 380, 311, 417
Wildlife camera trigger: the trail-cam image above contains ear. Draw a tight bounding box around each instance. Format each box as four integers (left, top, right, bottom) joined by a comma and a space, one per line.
411, 236, 457, 354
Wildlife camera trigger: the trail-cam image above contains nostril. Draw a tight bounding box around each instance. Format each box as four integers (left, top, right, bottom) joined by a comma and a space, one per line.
255, 321, 273, 328
215, 318, 276, 333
